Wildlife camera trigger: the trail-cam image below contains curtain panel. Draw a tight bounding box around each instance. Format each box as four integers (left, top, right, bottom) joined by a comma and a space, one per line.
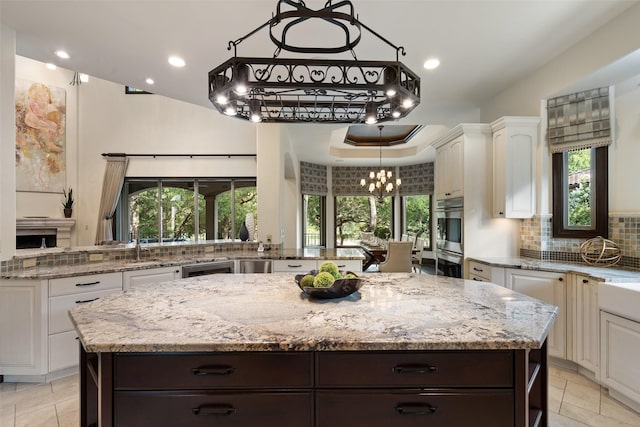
398, 162, 434, 195
332, 165, 396, 196
300, 161, 328, 196
547, 87, 612, 153
94, 156, 129, 244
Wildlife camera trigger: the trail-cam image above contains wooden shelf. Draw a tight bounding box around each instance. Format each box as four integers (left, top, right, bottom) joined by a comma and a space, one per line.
529, 408, 543, 427
528, 361, 541, 393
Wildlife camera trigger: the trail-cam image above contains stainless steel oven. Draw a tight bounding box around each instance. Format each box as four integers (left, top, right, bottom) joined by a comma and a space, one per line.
435, 197, 463, 278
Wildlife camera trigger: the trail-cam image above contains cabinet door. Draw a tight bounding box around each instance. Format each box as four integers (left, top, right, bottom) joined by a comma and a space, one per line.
435, 147, 449, 200
0, 280, 47, 375
123, 266, 181, 290
447, 137, 464, 199
600, 311, 640, 406
506, 269, 566, 359
575, 275, 599, 374
492, 129, 507, 217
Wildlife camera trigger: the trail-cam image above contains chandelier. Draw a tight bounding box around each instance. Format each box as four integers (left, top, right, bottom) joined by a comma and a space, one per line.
360, 125, 400, 202
208, 0, 420, 123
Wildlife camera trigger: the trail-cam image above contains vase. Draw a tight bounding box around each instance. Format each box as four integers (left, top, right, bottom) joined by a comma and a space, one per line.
239, 221, 249, 241
63, 208, 72, 218
244, 212, 255, 241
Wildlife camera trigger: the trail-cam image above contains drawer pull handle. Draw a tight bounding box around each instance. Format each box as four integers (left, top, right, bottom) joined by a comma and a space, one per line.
472, 267, 483, 272
192, 405, 236, 417
76, 281, 100, 287
392, 364, 438, 375
75, 298, 99, 304
287, 264, 302, 268
472, 277, 481, 281
396, 403, 438, 416
192, 365, 235, 376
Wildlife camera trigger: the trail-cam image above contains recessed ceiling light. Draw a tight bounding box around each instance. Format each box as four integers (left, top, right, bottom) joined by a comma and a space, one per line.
46, 63, 57, 70
146, 78, 154, 85
423, 58, 440, 70
55, 50, 70, 59
168, 56, 185, 68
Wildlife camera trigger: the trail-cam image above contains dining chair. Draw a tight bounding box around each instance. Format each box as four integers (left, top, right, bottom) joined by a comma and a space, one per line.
412, 238, 426, 273
378, 241, 414, 273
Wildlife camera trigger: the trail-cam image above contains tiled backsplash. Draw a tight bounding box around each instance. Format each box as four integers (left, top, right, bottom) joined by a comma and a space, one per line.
520, 214, 640, 270
1, 241, 279, 276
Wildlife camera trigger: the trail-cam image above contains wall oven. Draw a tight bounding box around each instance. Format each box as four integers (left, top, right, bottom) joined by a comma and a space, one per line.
435, 197, 463, 278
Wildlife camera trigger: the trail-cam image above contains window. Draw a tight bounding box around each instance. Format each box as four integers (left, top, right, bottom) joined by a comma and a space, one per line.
552, 147, 608, 238
402, 194, 431, 250
119, 178, 257, 242
335, 196, 393, 246
303, 195, 326, 248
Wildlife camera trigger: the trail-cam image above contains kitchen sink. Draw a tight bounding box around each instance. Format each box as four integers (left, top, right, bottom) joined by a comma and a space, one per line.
599, 282, 640, 322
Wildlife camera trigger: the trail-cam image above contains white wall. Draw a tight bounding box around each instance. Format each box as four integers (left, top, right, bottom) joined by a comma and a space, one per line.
480, 3, 640, 214
610, 82, 640, 214
12, 56, 258, 247
0, 25, 17, 260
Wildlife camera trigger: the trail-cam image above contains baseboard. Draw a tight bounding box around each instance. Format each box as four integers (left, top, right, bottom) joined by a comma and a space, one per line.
3, 366, 78, 383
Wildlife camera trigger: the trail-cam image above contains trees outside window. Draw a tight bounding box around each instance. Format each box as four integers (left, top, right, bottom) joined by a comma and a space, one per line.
335, 196, 392, 246
122, 179, 257, 243
303, 195, 325, 248
402, 194, 431, 249
552, 147, 608, 238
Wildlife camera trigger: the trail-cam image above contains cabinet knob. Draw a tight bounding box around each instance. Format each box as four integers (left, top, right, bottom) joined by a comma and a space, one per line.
499, 211, 504, 215
558, 277, 563, 282
582, 279, 589, 284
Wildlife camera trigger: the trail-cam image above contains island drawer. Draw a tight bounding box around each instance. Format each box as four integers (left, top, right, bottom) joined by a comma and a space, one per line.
316, 389, 514, 427
49, 272, 122, 297
115, 391, 312, 427
114, 352, 313, 390
316, 351, 513, 387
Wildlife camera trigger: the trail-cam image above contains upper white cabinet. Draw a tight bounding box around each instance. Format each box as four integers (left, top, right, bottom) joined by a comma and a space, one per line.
505, 268, 567, 359
490, 117, 539, 218
434, 136, 464, 200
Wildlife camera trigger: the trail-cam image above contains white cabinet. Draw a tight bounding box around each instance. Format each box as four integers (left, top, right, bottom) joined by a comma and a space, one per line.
123, 266, 181, 290
434, 136, 464, 200
490, 117, 539, 218
600, 311, 640, 410
48, 272, 122, 372
574, 274, 599, 375
273, 260, 318, 273
0, 279, 47, 376
273, 259, 362, 273
505, 269, 566, 359
467, 260, 505, 286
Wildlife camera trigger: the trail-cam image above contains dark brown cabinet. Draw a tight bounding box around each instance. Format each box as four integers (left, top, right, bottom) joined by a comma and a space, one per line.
81, 344, 547, 427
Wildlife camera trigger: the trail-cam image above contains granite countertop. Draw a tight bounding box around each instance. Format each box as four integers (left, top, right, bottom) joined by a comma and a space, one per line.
468, 256, 640, 283
4, 247, 365, 280
69, 273, 558, 353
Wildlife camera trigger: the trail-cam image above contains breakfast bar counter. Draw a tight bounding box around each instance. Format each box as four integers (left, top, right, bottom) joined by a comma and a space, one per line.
70, 273, 557, 426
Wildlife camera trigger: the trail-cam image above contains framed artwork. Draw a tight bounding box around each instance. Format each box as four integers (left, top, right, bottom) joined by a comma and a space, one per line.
15, 79, 67, 193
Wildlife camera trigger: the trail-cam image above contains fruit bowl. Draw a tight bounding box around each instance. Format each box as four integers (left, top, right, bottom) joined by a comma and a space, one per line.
295, 270, 364, 299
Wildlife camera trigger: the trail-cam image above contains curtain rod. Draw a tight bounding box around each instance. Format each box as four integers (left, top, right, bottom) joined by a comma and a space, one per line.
101, 153, 256, 158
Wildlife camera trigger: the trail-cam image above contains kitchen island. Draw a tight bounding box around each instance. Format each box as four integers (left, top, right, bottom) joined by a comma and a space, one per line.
69, 272, 557, 427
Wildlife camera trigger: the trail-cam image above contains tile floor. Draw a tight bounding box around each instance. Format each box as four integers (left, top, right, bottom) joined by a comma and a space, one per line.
1, 364, 639, 426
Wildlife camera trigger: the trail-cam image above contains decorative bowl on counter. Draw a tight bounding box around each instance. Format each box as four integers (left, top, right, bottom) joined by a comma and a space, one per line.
295, 270, 364, 299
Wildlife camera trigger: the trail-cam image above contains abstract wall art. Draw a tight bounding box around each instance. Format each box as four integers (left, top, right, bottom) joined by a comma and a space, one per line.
15, 79, 67, 193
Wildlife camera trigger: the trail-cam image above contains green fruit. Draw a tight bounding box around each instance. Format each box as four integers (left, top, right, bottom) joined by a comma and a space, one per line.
300, 274, 315, 288
319, 261, 341, 280
313, 272, 336, 288
344, 273, 357, 279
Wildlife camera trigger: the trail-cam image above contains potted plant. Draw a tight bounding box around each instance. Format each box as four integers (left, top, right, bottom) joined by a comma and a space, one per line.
62, 187, 74, 218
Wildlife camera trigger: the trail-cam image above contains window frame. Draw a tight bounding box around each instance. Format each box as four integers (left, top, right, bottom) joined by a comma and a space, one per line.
552, 147, 608, 238
302, 194, 326, 248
